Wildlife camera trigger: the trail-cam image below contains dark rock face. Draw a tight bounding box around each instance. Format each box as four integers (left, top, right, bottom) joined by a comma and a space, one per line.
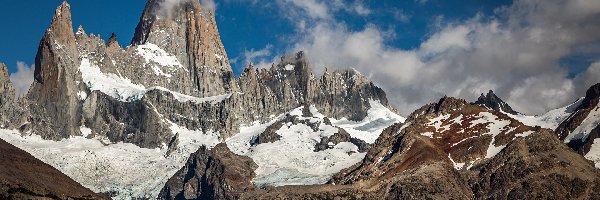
0, 138, 108, 199
314, 128, 370, 153
253, 121, 284, 145
556, 83, 600, 154
159, 143, 257, 200
473, 90, 519, 114
81, 91, 173, 148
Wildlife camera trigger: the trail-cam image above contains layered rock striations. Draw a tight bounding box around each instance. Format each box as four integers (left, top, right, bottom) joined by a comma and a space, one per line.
131, 0, 237, 97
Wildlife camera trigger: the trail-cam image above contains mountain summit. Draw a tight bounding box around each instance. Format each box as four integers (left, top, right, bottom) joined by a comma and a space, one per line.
1, 1, 600, 199
132, 0, 236, 97
0, 1, 401, 198
473, 90, 519, 115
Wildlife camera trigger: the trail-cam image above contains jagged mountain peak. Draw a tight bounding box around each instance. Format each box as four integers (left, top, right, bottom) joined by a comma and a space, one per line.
473, 89, 519, 115
0, 63, 8, 79
75, 25, 86, 37
106, 32, 119, 47
583, 83, 600, 103
131, 0, 217, 46
130, 0, 236, 97
47, 0, 75, 45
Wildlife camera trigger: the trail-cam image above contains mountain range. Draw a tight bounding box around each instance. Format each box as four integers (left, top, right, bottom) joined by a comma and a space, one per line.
0, 1, 599, 199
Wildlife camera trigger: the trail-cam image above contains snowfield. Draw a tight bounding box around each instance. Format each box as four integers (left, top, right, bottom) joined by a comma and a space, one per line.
135, 43, 184, 78
506, 98, 583, 130
227, 100, 405, 186
0, 125, 220, 200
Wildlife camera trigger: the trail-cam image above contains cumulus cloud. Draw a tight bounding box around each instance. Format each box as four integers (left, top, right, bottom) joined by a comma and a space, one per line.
9, 61, 34, 97
251, 0, 600, 115
228, 0, 600, 115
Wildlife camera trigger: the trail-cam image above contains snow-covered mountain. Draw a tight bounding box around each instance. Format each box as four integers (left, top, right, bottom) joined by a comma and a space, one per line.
473, 84, 600, 168
159, 94, 600, 199
0, 1, 402, 199
1, 0, 600, 199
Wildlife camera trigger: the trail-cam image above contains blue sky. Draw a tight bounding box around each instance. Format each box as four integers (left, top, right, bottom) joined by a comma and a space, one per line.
1, 0, 599, 115
0, 0, 511, 75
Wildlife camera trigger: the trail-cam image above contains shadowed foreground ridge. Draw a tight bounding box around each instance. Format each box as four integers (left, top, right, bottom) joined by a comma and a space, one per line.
0, 138, 108, 199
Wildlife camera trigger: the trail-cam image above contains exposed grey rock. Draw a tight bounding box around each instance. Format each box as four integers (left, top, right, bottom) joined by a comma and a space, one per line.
470, 130, 600, 199
0, 63, 20, 129
81, 91, 173, 148
253, 121, 284, 145
25, 1, 85, 140
314, 128, 370, 153
131, 0, 238, 97
165, 133, 179, 157
19, 0, 397, 150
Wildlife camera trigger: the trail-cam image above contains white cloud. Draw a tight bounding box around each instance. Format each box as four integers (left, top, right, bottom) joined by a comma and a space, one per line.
224, 0, 600, 115
233, 0, 600, 115
9, 61, 34, 97
156, 0, 217, 18
200, 0, 217, 12
391, 9, 411, 23
241, 44, 275, 68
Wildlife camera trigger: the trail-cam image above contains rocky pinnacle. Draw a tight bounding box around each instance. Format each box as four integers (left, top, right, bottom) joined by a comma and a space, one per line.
132, 0, 237, 97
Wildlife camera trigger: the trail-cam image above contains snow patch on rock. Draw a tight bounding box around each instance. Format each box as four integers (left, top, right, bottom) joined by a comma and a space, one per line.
135, 43, 184, 77
80, 58, 233, 105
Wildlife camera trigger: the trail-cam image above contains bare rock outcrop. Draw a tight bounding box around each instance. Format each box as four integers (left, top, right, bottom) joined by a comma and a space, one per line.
470, 129, 600, 199
473, 90, 519, 115
25, 1, 85, 139
159, 95, 600, 199
0, 63, 20, 129
132, 0, 237, 97
159, 143, 257, 200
